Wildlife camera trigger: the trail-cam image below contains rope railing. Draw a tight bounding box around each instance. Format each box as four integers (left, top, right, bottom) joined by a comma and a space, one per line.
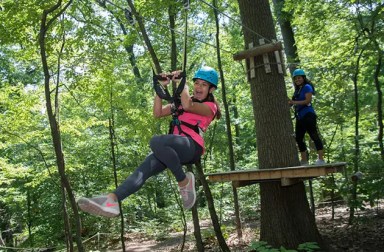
0, 232, 114, 252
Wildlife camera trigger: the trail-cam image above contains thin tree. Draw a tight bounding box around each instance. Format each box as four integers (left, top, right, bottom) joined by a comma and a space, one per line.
212, 0, 242, 239
356, 4, 384, 159
96, 0, 142, 79
272, 0, 299, 73
38, 1, 84, 251
126, 0, 162, 73
350, 47, 364, 224
108, 85, 126, 251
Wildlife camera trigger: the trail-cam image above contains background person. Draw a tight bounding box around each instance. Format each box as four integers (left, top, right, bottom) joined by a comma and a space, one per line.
288, 69, 325, 166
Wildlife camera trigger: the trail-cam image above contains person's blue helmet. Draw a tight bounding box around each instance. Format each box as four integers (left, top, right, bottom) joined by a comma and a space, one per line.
292, 69, 306, 78
193, 66, 219, 88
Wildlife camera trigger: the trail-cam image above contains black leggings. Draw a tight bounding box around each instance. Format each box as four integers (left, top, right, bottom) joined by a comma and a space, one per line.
113, 134, 202, 201
295, 112, 324, 152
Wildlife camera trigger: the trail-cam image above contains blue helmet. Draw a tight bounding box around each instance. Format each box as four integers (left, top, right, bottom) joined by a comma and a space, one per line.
193, 66, 219, 88
292, 69, 306, 78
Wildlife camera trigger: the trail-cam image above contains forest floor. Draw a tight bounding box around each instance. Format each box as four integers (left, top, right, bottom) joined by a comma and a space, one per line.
105, 203, 384, 252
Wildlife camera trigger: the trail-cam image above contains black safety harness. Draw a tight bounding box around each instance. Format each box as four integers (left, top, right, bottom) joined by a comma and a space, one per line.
292, 84, 313, 120
152, 0, 207, 137
153, 72, 212, 138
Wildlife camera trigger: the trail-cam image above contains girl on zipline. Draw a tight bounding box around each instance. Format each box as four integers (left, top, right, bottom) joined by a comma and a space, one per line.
288, 69, 325, 166
77, 66, 221, 217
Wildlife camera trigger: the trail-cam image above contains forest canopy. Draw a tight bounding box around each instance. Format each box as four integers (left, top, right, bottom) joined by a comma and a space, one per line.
0, 0, 383, 250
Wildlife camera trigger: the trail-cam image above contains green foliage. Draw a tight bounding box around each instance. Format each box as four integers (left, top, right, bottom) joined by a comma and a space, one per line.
248, 241, 281, 252
297, 242, 321, 252
0, 0, 383, 249
248, 241, 320, 252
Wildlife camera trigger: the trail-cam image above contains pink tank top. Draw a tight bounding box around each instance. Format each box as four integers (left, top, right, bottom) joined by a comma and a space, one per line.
173, 102, 217, 153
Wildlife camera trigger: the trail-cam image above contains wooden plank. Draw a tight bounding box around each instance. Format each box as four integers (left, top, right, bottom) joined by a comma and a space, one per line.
233, 41, 283, 61
248, 42, 255, 79
259, 39, 271, 73
279, 50, 286, 75
272, 39, 284, 74
207, 162, 346, 183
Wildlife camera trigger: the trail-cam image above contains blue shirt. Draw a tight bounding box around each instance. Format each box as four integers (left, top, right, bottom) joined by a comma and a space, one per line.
294, 84, 315, 120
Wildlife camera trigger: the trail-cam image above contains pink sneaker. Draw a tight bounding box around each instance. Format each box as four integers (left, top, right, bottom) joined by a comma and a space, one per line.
179, 172, 196, 209
77, 195, 119, 217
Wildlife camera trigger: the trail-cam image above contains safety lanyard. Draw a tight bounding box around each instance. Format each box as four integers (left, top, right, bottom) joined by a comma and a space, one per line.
152, 1, 190, 134
153, 0, 189, 104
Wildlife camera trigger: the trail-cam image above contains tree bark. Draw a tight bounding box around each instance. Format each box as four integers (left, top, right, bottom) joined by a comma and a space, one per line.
61, 185, 74, 251
108, 88, 126, 251
187, 165, 204, 252
356, 0, 384, 160
39, 1, 84, 251
126, 0, 162, 73
212, 0, 242, 239
237, 0, 326, 249
349, 47, 364, 224
195, 161, 230, 252
373, 43, 383, 159
96, 0, 142, 79
272, 0, 299, 72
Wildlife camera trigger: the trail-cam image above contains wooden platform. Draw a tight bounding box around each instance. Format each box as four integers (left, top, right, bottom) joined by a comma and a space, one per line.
206, 162, 346, 187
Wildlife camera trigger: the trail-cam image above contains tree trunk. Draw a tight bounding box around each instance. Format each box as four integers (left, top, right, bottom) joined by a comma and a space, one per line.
195, 161, 230, 252
356, 2, 383, 160
212, 0, 242, 239
272, 0, 299, 72
372, 41, 383, 159
187, 165, 204, 252
39, 1, 84, 251
126, 0, 162, 73
27, 189, 33, 248
237, 0, 326, 249
349, 48, 364, 224
61, 185, 74, 252
96, 0, 142, 79
108, 88, 126, 251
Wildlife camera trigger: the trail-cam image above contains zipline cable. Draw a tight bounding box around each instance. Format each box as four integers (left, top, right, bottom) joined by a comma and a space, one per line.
182, 0, 189, 72
198, 0, 273, 44
104, 0, 233, 54
104, 0, 252, 80
106, 0, 272, 45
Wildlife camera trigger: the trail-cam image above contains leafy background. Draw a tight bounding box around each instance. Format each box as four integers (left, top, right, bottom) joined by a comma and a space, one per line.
0, 0, 383, 250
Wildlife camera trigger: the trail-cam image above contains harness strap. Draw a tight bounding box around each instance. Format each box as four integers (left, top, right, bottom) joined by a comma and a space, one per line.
153, 71, 187, 101
153, 72, 172, 101
169, 99, 216, 138
293, 85, 312, 119
153, 0, 190, 121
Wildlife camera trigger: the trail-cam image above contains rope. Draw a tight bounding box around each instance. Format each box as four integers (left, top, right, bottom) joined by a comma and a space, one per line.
53, 232, 114, 252
106, 0, 273, 47
182, 0, 189, 72
105, 0, 124, 10
103, 0, 260, 83
0, 245, 63, 251
104, 0, 233, 54
141, 14, 233, 54
198, 0, 273, 44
